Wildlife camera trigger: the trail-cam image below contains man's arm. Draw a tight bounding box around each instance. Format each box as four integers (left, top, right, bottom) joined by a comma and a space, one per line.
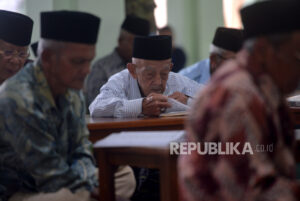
89, 87, 144, 118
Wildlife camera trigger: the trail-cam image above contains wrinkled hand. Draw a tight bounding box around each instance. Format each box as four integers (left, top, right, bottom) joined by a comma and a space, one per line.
168, 91, 188, 104
142, 93, 171, 116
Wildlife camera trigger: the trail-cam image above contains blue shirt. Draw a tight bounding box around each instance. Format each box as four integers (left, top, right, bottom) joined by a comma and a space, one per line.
179, 58, 211, 85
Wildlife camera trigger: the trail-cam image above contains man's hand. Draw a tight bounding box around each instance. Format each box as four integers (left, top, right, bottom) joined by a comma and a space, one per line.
91, 187, 99, 200
168, 92, 188, 104
142, 93, 171, 116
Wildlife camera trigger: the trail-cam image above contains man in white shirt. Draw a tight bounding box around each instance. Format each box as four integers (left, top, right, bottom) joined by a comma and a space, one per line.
89, 35, 202, 117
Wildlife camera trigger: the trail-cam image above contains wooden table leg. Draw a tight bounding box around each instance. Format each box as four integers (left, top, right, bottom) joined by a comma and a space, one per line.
97, 151, 116, 201
160, 155, 179, 201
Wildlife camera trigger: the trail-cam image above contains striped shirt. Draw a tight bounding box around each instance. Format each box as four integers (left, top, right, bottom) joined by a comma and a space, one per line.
89, 69, 203, 118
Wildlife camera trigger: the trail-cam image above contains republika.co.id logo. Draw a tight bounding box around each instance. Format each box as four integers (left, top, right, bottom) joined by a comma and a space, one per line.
170, 142, 274, 155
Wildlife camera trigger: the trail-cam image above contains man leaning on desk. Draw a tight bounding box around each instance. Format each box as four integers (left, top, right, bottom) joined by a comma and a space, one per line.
89, 35, 203, 117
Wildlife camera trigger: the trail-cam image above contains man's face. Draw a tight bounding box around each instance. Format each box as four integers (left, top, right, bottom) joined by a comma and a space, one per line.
0, 40, 29, 83
118, 32, 135, 62
209, 50, 236, 74
128, 58, 172, 96
52, 43, 95, 90
267, 31, 300, 94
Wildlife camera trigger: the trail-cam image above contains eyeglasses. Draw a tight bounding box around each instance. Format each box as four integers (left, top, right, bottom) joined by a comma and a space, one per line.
0, 49, 30, 60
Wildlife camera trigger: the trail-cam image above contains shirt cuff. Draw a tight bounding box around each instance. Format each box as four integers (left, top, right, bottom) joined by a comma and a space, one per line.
124, 98, 143, 117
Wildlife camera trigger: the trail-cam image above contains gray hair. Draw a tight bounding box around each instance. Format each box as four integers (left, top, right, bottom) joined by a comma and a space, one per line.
37, 38, 65, 59
209, 44, 229, 55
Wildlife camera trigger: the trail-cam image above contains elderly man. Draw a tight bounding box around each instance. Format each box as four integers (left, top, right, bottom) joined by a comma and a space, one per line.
179, 27, 243, 85
0, 10, 33, 85
89, 35, 202, 118
0, 11, 135, 201
85, 15, 150, 106
179, 1, 300, 201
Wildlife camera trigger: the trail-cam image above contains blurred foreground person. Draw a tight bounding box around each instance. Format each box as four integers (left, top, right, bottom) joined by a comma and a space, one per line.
179, 1, 300, 201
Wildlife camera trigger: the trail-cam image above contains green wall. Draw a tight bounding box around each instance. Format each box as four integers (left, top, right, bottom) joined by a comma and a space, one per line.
168, 0, 224, 66
23, 0, 223, 65
24, 0, 124, 62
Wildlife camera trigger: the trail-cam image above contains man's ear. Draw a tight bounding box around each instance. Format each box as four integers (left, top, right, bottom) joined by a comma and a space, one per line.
170, 63, 174, 71
209, 54, 218, 73
127, 63, 137, 79
41, 49, 54, 69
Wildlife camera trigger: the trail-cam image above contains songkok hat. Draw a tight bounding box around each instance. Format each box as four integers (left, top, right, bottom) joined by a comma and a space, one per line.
121, 15, 150, 36
0, 10, 33, 46
31, 41, 38, 57
212, 27, 244, 52
133, 35, 172, 60
41, 10, 100, 44
240, 0, 300, 39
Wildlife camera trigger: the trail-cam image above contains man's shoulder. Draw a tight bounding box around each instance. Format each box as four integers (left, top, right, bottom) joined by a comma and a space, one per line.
168, 71, 201, 86
107, 69, 130, 81
92, 50, 123, 70
0, 69, 35, 108
179, 59, 210, 81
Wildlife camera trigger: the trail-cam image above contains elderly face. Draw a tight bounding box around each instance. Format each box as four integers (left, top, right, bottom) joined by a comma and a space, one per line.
209, 50, 236, 74
0, 39, 29, 83
118, 31, 135, 62
128, 58, 172, 96
266, 31, 300, 94
51, 43, 95, 91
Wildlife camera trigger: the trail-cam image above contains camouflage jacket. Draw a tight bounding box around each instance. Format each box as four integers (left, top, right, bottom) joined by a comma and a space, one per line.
0, 62, 97, 200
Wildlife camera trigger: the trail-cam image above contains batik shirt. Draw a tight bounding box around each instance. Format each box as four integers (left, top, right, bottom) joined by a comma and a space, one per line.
89, 69, 203, 118
85, 49, 126, 106
0, 62, 97, 200
178, 50, 300, 201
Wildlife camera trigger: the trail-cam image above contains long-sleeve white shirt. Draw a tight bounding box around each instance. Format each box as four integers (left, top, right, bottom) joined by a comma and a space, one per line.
89, 69, 203, 118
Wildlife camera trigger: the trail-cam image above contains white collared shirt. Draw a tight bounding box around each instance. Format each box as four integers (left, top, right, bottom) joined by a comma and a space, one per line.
89, 69, 203, 118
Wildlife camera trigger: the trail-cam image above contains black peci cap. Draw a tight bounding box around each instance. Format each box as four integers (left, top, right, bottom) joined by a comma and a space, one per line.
240, 0, 300, 39
41, 10, 101, 44
121, 15, 150, 36
0, 10, 33, 46
133, 35, 172, 60
212, 27, 244, 52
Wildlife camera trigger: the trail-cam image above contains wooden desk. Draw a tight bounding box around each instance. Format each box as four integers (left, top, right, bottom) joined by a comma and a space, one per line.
87, 116, 186, 143
94, 146, 178, 201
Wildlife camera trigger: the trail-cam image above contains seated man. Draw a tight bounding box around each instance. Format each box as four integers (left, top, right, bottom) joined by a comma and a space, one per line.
157, 25, 187, 73
179, 1, 300, 200
0, 11, 135, 201
85, 15, 150, 106
89, 35, 202, 118
0, 10, 33, 85
179, 27, 243, 85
